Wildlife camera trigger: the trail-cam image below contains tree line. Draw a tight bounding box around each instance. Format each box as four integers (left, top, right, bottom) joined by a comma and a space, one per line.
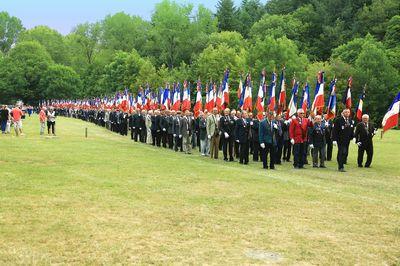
0, 0, 399, 122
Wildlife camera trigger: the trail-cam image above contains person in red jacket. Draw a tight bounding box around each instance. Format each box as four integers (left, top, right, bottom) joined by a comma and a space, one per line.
289, 109, 313, 168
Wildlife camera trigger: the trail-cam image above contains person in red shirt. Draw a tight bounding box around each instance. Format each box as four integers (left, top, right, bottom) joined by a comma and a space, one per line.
39, 107, 47, 135
289, 109, 313, 168
11, 105, 24, 136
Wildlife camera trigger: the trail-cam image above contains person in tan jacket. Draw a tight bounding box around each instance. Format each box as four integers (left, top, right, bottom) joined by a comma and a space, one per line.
206, 107, 220, 159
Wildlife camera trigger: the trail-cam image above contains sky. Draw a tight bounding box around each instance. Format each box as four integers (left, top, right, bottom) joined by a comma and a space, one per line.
1, 0, 244, 35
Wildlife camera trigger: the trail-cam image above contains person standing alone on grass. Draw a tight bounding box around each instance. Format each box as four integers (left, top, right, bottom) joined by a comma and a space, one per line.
0, 105, 10, 134
47, 107, 56, 135
39, 107, 47, 135
11, 104, 24, 136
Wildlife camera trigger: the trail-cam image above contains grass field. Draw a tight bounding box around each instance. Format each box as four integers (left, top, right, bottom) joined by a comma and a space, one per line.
0, 115, 399, 264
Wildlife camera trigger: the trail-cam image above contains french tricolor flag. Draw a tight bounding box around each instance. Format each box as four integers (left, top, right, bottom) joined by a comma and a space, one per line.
286, 78, 298, 120
193, 80, 202, 118
343, 76, 352, 109
301, 83, 310, 111
268, 72, 277, 112
312, 71, 325, 114
382, 91, 400, 133
325, 78, 337, 120
181, 80, 191, 111
355, 87, 366, 121
222, 69, 230, 108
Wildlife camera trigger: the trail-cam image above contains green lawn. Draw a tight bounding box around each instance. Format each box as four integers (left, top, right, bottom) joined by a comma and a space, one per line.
0, 115, 399, 264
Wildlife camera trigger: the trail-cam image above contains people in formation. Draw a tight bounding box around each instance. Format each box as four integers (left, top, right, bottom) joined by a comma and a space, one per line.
52, 106, 378, 171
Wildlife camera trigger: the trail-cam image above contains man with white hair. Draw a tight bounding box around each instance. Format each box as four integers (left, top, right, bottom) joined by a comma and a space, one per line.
289, 108, 313, 169
354, 114, 376, 168
332, 108, 355, 172
309, 115, 326, 168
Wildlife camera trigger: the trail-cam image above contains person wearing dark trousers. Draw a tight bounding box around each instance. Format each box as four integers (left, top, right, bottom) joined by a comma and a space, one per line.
160, 111, 169, 147
130, 110, 138, 141
233, 110, 240, 159
309, 115, 326, 168
154, 110, 162, 147
173, 111, 183, 152
274, 114, 284, 164
219, 108, 235, 161
354, 114, 376, 168
251, 115, 260, 162
167, 110, 175, 149
282, 116, 292, 162
247, 112, 254, 155
259, 112, 277, 169
332, 108, 355, 172
324, 118, 333, 161
289, 109, 313, 169
137, 110, 146, 142
235, 111, 250, 165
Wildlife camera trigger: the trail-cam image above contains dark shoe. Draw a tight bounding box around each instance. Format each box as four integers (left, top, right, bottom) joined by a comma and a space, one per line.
364, 165, 370, 168
270, 167, 275, 170
224, 158, 228, 161
294, 166, 299, 169
229, 158, 234, 162
358, 165, 363, 168
313, 165, 318, 168
319, 165, 326, 168
339, 168, 346, 172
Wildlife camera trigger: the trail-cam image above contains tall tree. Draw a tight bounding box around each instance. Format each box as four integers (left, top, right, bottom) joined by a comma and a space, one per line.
70, 22, 102, 65
216, 0, 238, 32
237, 0, 265, 38
19, 26, 69, 65
0, 11, 24, 53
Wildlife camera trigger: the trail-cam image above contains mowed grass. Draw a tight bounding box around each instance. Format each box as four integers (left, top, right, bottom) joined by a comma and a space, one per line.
0, 115, 399, 265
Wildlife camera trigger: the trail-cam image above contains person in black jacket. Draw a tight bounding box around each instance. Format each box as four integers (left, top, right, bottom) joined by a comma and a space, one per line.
250, 115, 260, 161
138, 110, 146, 142
354, 114, 376, 167
235, 111, 250, 164
274, 114, 284, 164
332, 109, 355, 172
219, 108, 235, 161
172, 111, 183, 152
167, 110, 175, 149
130, 110, 138, 141
309, 115, 326, 168
324, 117, 333, 161
160, 111, 169, 147
198, 112, 208, 155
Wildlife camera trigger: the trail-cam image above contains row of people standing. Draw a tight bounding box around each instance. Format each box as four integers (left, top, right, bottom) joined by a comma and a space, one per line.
58, 106, 376, 171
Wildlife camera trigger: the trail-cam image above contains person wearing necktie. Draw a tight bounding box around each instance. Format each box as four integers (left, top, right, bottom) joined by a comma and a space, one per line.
354, 114, 376, 167
289, 109, 313, 169
259, 112, 277, 169
207, 107, 220, 159
309, 115, 326, 168
219, 108, 235, 161
235, 110, 250, 164
182, 110, 193, 154
332, 108, 355, 172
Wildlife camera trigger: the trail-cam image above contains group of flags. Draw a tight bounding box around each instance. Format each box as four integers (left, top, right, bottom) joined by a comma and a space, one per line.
44, 68, 400, 133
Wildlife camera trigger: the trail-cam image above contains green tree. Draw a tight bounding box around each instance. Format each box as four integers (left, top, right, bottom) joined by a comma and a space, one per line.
384, 15, 400, 49
0, 41, 53, 103
19, 26, 69, 65
70, 22, 102, 65
39, 64, 82, 99
216, 0, 239, 32
353, 40, 399, 123
207, 31, 246, 53
237, 0, 265, 38
247, 36, 309, 82
149, 0, 193, 68
0, 11, 24, 53
102, 12, 151, 54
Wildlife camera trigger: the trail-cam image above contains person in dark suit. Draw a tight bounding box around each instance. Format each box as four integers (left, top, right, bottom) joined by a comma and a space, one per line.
235, 111, 250, 164
259, 112, 277, 169
250, 114, 260, 161
309, 115, 326, 168
354, 114, 376, 168
219, 108, 235, 161
324, 117, 333, 161
167, 110, 175, 149
173, 111, 183, 152
160, 111, 169, 147
130, 110, 138, 141
274, 114, 284, 164
138, 110, 146, 142
198, 112, 208, 156
282, 112, 292, 162
332, 108, 355, 172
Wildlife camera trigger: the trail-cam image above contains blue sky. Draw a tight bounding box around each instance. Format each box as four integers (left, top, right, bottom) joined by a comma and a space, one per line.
1, 0, 245, 35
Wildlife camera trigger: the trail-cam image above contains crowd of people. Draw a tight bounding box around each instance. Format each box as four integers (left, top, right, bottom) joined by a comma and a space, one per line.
54, 106, 377, 172
0, 104, 56, 136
